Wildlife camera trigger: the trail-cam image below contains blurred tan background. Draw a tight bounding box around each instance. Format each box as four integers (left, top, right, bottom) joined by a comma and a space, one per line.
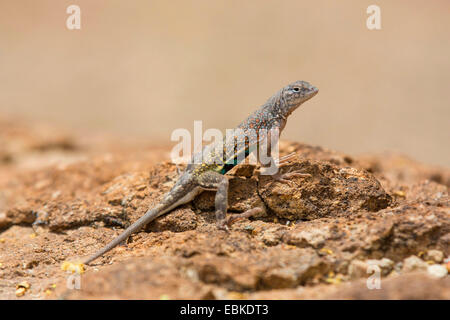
0, 0, 449, 166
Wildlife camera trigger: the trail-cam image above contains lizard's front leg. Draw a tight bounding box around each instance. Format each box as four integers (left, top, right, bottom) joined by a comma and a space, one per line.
271, 153, 312, 183
259, 154, 311, 184
197, 171, 261, 230
257, 134, 311, 184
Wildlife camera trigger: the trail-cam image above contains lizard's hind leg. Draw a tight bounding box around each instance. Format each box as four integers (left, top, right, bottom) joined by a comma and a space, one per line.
197, 171, 261, 230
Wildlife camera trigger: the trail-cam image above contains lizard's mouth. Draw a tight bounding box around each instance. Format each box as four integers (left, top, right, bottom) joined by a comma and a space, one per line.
309, 86, 319, 95
304, 86, 318, 101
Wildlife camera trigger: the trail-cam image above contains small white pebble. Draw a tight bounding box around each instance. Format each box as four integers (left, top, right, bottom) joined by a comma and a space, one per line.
427, 264, 448, 278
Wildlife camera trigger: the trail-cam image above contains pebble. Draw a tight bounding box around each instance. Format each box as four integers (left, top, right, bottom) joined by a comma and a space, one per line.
15, 281, 31, 297
424, 250, 444, 263
348, 260, 368, 279
260, 228, 281, 246
367, 258, 394, 275
348, 258, 394, 279
15, 287, 26, 297
427, 264, 448, 278
402, 255, 428, 272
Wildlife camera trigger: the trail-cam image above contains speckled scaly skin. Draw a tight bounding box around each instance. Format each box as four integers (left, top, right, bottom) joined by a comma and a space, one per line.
82, 81, 318, 265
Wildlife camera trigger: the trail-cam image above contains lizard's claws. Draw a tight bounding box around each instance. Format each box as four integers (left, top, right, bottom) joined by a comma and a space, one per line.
218, 207, 263, 230
272, 171, 311, 185
274, 152, 297, 168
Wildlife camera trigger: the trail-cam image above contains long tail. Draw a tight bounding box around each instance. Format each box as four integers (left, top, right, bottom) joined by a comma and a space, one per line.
82, 203, 171, 265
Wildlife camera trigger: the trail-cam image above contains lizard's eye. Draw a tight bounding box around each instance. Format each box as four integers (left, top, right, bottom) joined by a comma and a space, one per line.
293, 87, 300, 92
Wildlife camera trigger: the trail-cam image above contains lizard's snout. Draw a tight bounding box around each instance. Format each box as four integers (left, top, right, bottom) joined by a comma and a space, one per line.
308, 85, 319, 96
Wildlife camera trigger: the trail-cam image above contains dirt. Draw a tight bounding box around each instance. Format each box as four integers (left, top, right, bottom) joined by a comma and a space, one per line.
0, 117, 448, 300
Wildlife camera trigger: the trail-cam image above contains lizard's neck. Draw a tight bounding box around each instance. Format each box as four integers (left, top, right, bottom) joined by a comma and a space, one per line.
262, 91, 289, 126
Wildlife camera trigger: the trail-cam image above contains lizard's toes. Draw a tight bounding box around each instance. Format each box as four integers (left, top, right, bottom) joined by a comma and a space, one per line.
283, 172, 312, 179
272, 171, 311, 185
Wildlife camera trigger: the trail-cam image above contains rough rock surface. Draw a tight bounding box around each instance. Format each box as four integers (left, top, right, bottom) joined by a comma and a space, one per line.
0, 117, 448, 299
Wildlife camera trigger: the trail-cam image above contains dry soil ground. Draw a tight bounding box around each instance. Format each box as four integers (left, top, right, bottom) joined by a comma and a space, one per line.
0, 117, 448, 299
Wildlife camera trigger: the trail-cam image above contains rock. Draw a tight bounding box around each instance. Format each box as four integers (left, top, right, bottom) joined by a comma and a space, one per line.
427, 264, 448, 278
425, 250, 444, 263
1, 118, 449, 299
356, 153, 450, 188
402, 256, 428, 273
259, 227, 283, 246
348, 258, 394, 279
405, 181, 449, 203
229, 164, 256, 178
318, 272, 450, 299
262, 268, 299, 289
0, 212, 11, 229
258, 249, 327, 289
284, 225, 330, 248
146, 207, 198, 232
367, 258, 394, 276
348, 260, 369, 279
259, 159, 391, 220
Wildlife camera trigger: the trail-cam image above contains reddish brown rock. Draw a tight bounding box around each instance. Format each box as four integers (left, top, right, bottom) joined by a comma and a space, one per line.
259, 158, 392, 220
0, 118, 448, 300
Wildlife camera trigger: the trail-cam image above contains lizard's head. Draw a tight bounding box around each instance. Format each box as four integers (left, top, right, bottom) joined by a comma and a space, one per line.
280, 80, 318, 116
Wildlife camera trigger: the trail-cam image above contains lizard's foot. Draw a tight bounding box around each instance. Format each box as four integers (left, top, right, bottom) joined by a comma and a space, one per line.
275, 152, 297, 168
217, 207, 263, 230
272, 170, 312, 185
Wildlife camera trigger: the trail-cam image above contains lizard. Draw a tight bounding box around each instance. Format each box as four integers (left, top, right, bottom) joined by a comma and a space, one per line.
80, 80, 318, 265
